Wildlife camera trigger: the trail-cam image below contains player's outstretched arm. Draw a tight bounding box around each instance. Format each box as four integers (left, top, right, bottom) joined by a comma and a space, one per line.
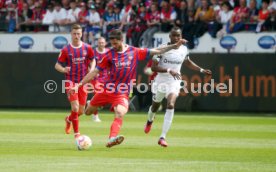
80, 68, 99, 86
184, 58, 212, 75
149, 39, 187, 56
69, 68, 99, 94
54, 62, 70, 74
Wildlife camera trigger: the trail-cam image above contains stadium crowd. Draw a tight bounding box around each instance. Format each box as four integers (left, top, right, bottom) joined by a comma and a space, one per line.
0, 0, 276, 48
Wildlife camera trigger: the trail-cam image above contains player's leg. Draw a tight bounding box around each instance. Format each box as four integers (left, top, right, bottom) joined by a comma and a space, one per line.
92, 109, 101, 122
90, 81, 102, 122
65, 83, 79, 136
68, 100, 80, 138
158, 92, 178, 147
144, 90, 165, 134
78, 86, 88, 116
85, 104, 98, 116
106, 95, 128, 148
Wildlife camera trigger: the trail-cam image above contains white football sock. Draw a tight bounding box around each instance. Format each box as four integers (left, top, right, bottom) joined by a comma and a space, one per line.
148, 106, 156, 122
160, 109, 174, 139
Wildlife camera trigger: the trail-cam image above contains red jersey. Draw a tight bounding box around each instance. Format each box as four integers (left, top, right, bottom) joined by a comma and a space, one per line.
57, 42, 94, 83
258, 10, 269, 20
93, 47, 110, 83
96, 45, 150, 95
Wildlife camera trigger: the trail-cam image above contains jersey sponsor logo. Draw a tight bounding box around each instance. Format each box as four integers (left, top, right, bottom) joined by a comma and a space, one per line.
52, 36, 68, 49
115, 61, 131, 68
72, 57, 85, 64
163, 59, 182, 64
258, 36, 275, 49
18, 36, 34, 49
220, 36, 237, 49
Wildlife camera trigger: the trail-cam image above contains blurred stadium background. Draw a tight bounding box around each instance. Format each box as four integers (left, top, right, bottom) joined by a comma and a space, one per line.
0, 0, 276, 172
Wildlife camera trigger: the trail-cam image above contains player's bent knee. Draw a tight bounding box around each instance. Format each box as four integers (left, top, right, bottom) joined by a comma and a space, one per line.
78, 110, 84, 115
167, 103, 175, 109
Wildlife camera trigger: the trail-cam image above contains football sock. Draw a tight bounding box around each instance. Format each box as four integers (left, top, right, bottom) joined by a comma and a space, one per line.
69, 111, 79, 134
93, 110, 98, 116
109, 118, 123, 138
148, 106, 156, 122
160, 109, 174, 139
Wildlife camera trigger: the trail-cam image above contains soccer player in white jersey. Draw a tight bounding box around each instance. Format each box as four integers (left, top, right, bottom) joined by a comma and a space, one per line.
144, 27, 212, 147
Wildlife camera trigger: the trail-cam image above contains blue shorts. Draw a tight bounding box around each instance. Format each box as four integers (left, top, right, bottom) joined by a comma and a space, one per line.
85, 26, 100, 35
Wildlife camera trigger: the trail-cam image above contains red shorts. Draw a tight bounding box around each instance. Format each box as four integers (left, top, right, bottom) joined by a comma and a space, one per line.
89, 92, 129, 111
65, 82, 88, 106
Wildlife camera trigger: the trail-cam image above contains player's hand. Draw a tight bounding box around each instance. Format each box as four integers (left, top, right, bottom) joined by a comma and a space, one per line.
144, 67, 153, 75
203, 69, 212, 75
169, 70, 182, 80
175, 39, 188, 49
63, 67, 71, 74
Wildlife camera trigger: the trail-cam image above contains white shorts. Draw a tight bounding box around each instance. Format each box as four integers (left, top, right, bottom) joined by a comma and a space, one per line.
151, 79, 180, 103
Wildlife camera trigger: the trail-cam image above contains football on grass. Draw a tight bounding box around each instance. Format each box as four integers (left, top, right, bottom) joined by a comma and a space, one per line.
76, 135, 92, 150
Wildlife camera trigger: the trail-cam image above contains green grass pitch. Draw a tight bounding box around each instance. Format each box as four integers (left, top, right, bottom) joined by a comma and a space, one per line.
0, 110, 276, 172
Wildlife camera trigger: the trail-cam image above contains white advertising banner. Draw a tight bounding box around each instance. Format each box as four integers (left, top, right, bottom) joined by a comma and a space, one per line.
0, 32, 275, 53
152, 32, 276, 53
0, 33, 71, 52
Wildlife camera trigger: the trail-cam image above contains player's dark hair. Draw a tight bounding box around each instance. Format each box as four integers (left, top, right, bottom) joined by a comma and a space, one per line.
109, 29, 123, 40
170, 27, 182, 34
71, 24, 82, 31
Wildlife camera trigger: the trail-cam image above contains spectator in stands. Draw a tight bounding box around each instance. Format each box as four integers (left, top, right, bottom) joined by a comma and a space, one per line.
246, 0, 259, 31
102, 3, 122, 39
53, 1, 67, 32
42, 2, 55, 32
127, 2, 148, 47
113, 3, 123, 28
38, 0, 47, 10
66, 0, 80, 25
139, 3, 161, 48
192, 0, 215, 37
119, 0, 132, 30
0, 0, 6, 8
30, 2, 46, 32
17, 2, 33, 32
175, 0, 188, 28
160, 0, 177, 32
83, 4, 101, 46
256, 0, 270, 32
27, 0, 35, 10
78, 2, 89, 28
265, 0, 276, 30
61, 0, 70, 11
182, 8, 196, 49
94, 0, 106, 16
247, 0, 262, 9
5, 3, 17, 33
227, 0, 249, 33
215, 1, 233, 38
210, 0, 221, 15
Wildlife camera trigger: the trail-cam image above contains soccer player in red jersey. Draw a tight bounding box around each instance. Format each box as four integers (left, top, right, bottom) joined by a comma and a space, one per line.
89, 37, 110, 122
55, 24, 94, 139
70, 29, 186, 148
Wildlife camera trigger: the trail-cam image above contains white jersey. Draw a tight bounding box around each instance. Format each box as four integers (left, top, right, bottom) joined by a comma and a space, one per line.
154, 44, 189, 82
